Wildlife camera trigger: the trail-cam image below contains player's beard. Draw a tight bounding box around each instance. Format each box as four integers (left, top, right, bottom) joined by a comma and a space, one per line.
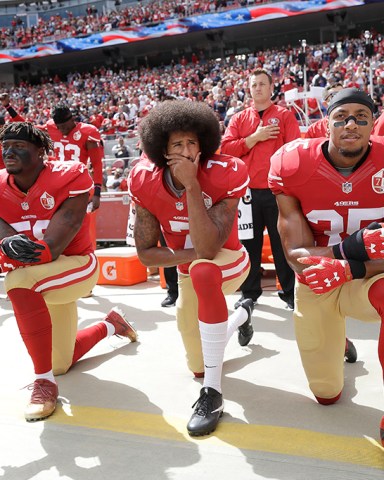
338, 146, 364, 158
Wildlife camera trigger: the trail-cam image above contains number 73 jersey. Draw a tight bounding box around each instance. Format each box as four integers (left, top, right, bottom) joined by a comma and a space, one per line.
268, 137, 384, 247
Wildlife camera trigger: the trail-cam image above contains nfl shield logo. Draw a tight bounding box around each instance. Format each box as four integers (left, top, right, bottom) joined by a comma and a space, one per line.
342, 182, 352, 194
40, 192, 55, 210
175, 202, 184, 211
21, 202, 29, 211
372, 169, 384, 194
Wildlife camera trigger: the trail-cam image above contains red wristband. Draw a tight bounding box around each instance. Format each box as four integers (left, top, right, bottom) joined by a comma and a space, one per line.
0, 251, 24, 272
34, 240, 52, 264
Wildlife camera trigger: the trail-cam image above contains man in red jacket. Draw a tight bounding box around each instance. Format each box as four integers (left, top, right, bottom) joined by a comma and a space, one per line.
221, 68, 300, 310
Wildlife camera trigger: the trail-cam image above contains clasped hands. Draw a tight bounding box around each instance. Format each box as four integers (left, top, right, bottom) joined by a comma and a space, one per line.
299, 222, 384, 294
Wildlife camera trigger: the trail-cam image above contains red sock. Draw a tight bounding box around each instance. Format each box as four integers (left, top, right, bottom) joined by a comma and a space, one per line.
71, 323, 107, 365
368, 279, 384, 377
8, 288, 52, 374
315, 392, 342, 405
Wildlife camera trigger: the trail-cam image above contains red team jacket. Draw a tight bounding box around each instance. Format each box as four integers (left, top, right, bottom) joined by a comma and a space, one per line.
128, 154, 249, 274
268, 137, 384, 270
0, 161, 94, 256
221, 104, 301, 188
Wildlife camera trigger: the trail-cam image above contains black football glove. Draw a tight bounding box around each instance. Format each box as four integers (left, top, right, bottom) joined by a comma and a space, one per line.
0, 234, 46, 263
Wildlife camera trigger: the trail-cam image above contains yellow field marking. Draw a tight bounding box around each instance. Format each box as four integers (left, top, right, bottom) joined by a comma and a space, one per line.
50, 405, 384, 469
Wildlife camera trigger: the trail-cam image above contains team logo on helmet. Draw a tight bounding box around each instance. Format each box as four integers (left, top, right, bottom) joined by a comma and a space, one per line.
372, 169, 384, 194
175, 201, 184, 211
342, 182, 353, 194
40, 192, 55, 210
268, 118, 280, 126
73, 131, 81, 141
202, 192, 212, 209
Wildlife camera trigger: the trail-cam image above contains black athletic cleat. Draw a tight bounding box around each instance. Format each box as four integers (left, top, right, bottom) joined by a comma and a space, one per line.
277, 291, 294, 310
187, 387, 224, 436
161, 295, 177, 307
344, 338, 357, 363
237, 298, 255, 347
234, 295, 258, 310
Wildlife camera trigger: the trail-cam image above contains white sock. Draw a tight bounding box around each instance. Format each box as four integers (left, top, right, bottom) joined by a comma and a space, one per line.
35, 370, 56, 384
199, 320, 227, 394
225, 306, 248, 344
101, 320, 115, 337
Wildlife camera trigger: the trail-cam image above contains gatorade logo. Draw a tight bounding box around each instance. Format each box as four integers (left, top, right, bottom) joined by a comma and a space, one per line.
102, 261, 117, 280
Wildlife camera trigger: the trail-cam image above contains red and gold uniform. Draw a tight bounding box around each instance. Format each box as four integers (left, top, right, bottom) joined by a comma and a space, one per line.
269, 137, 384, 399
128, 154, 251, 372
1, 161, 99, 374
42, 120, 103, 186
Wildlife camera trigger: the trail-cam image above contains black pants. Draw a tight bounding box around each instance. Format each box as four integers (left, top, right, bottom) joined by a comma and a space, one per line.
240, 188, 294, 301
160, 233, 178, 298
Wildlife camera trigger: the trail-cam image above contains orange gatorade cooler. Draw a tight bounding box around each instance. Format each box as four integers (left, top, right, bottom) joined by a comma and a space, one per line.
95, 246, 147, 286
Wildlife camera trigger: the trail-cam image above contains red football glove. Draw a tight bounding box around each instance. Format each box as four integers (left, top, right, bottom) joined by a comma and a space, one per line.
0, 251, 24, 273
299, 256, 353, 294
362, 228, 384, 259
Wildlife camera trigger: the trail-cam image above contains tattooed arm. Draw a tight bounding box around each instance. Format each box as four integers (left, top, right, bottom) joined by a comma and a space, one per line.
134, 204, 197, 268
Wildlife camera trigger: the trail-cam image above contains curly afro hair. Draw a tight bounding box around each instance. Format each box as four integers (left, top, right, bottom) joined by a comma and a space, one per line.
139, 100, 221, 168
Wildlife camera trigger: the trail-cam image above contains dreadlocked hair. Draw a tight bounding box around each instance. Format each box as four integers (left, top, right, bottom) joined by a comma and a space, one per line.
0, 122, 53, 154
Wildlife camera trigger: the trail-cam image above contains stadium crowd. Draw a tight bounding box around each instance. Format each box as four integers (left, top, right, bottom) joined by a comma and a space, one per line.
1, 32, 384, 141
0, 0, 270, 49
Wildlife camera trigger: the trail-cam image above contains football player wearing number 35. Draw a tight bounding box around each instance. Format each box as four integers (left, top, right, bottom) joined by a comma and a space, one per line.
0, 122, 137, 423
128, 100, 253, 437
268, 88, 384, 446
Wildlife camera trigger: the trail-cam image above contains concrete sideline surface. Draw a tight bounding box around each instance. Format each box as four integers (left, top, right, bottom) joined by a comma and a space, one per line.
0, 272, 383, 479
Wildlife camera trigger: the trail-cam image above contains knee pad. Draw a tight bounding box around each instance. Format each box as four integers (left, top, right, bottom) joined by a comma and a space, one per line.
190, 262, 222, 297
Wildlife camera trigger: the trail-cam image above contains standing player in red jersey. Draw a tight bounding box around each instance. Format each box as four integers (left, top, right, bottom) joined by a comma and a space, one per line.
0, 122, 137, 422
128, 100, 254, 437
1, 97, 104, 212
269, 88, 384, 446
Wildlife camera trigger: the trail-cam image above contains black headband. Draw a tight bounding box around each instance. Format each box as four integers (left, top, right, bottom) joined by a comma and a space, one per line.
3, 126, 43, 147
327, 88, 375, 116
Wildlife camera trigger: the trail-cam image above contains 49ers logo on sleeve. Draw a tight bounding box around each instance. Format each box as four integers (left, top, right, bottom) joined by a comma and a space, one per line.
202, 192, 212, 209
40, 192, 55, 209
372, 169, 384, 194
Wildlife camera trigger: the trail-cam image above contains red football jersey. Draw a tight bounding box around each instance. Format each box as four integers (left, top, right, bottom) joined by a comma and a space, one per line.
269, 137, 384, 247
0, 161, 94, 256
43, 120, 101, 165
128, 154, 249, 273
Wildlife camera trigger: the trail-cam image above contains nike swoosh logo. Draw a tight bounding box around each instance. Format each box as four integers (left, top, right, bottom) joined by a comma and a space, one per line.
232, 162, 238, 172
204, 365, 216, 369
